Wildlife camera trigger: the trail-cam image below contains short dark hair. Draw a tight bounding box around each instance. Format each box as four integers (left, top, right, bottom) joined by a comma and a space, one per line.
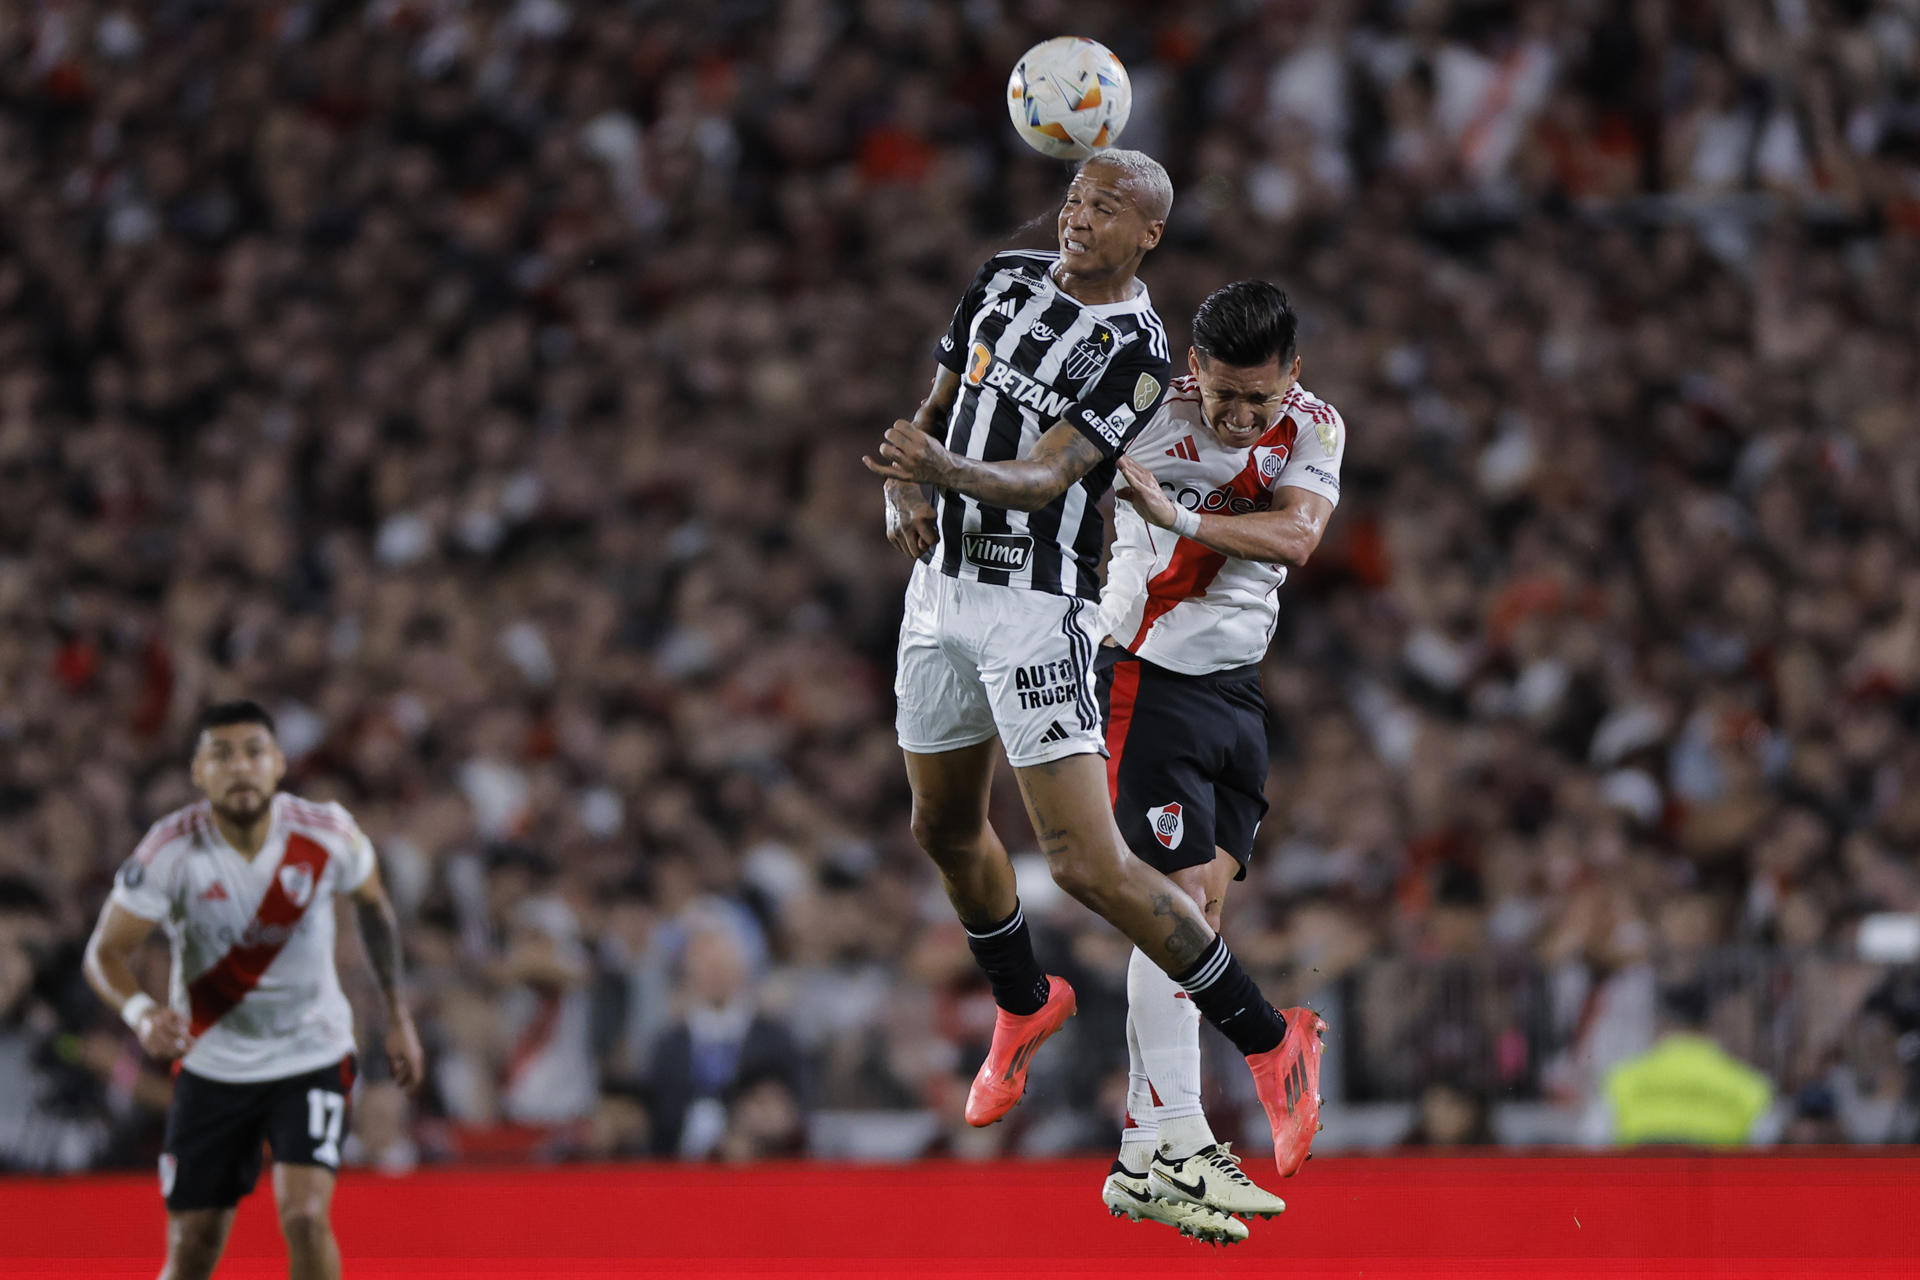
197, 700, 276, 740
1191, 280, 1297, 369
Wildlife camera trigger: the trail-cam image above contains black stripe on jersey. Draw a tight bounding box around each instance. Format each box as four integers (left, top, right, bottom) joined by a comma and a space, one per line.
1060, 598, 1098, 731
933, 250, 1166, 598
1024, 491, 1064, 597
969, 497, 1012, 587
1069, 471, 1112, 599
938, 478, 967, 578
1139, 307, 1170, 361
972, 293, 1087, 588
938, 264, 1030, 580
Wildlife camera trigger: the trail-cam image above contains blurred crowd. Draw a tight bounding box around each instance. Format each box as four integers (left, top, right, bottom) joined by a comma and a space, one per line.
5, 0, 1920, 1172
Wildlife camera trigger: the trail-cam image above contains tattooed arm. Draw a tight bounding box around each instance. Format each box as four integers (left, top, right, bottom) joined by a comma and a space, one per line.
350, 863, 425, 1091
865, 419, 1108, 513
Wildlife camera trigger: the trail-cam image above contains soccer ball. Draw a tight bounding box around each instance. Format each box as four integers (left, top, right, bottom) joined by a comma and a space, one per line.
1006, 36, 1132, 161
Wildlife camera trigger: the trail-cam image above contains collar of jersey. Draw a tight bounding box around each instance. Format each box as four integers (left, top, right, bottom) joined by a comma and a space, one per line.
202, 793, 285, 860
1042, 260, 1151, 317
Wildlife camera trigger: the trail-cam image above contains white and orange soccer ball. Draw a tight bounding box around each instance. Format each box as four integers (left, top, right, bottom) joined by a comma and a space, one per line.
1006, 36, 1132, 160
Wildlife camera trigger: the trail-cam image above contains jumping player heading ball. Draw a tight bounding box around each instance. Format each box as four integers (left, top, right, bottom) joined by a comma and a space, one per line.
864, 152, 1326, 1180
1097, 280, 1346, 1242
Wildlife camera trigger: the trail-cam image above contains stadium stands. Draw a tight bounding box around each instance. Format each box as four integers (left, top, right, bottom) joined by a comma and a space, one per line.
3, 1, 1919, 1172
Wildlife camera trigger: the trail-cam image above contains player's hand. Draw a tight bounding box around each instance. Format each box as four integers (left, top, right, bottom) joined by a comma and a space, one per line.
882, 480, 938, 559
135, 1006, 192, 1060
1115, 454, 1178, 529
386, 1011, 426, 1093
863, 420, 952, 487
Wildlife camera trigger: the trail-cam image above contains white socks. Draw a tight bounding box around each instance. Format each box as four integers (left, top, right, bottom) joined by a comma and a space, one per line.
1121, 945, 1218, 1166
1120, 1009, 1159, 1173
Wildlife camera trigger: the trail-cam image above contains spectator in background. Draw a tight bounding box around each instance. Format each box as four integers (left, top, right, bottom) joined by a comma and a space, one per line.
646, 919, 802, 1159
1595, 985, 1775, 1146
1403, 1078, 1495, 1148
0, 878, 116, 1171
1781, 1083, 1847, 1146
588, 872, 674, 1089
552, 1080, 653, 1164
482, 847, 598, 1126
716, 1070, 807, 1162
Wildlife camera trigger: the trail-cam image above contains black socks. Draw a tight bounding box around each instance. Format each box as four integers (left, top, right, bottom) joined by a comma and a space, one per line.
963, 902, 1051, 1016
1173, 935, 1287, 1055
966, 904, 1281, 1049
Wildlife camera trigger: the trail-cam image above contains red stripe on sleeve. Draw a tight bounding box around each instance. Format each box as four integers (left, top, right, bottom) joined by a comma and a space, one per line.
132, 804, 206, 865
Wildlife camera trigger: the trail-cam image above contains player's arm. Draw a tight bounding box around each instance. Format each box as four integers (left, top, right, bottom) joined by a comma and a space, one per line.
349, 864, 426, 1090
83, 901, 191, 1059
880, 366, 962, 557
877, 253, 992, 556
1116, 454, 1335, 566
866, 416, 1106, 513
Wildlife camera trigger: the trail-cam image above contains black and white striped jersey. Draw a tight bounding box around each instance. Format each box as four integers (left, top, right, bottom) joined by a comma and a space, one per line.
929, 249, 1172, 600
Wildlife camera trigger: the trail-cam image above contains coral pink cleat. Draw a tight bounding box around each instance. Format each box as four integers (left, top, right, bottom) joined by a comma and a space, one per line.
964, 975, 1077, 1127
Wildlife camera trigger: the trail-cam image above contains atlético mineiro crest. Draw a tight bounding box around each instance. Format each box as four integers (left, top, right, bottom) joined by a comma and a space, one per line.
1062, 328, 1115, 381
1148, 802, 1184, 850
277, 863, 315, 908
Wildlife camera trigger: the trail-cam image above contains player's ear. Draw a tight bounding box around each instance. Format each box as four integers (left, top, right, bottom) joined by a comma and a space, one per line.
1141, 219, 1164, 252
266, 741, 288, 789
1187, 347, 1201, 380
1289, 354, 1302, 383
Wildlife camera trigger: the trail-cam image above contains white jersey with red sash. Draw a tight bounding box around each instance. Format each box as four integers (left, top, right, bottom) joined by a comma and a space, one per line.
109, 793, 377, 1083
1100, 377, 1346, 674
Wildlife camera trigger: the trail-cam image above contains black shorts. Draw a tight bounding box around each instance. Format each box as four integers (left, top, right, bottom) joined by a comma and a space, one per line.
160, 1056, 355, 1212
1095, 648, 1269, 879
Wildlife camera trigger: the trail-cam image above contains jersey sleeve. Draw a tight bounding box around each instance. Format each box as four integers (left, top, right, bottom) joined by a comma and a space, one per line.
328, 803, 379, 893
934, 258, 997, 374
1065, 342, 1172, 460
1098, 498, 1154, 641
1275, 400, 1346, 506
109, 843, 174, 923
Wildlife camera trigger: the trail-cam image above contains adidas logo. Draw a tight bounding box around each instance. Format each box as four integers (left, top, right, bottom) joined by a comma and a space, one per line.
199, 881, 229, 902
1038, 721, 1071, 745
1165, 436, 1200, 462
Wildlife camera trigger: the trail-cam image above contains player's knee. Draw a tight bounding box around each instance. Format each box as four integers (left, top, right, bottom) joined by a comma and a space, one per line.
1181, 880, 1224, 932
164, 1221, 225, 1280
909, 802, 982, 862
1044, 842, 1122, 911
276, 1202, 332, 1253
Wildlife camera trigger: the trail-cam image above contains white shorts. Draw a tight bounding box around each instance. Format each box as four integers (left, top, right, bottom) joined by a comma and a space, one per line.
895, 560, 1107, 768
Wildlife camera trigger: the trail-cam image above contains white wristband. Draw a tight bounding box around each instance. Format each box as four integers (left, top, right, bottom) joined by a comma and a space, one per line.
1171, 506, 1202, 540
120, 993, 157, 1031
